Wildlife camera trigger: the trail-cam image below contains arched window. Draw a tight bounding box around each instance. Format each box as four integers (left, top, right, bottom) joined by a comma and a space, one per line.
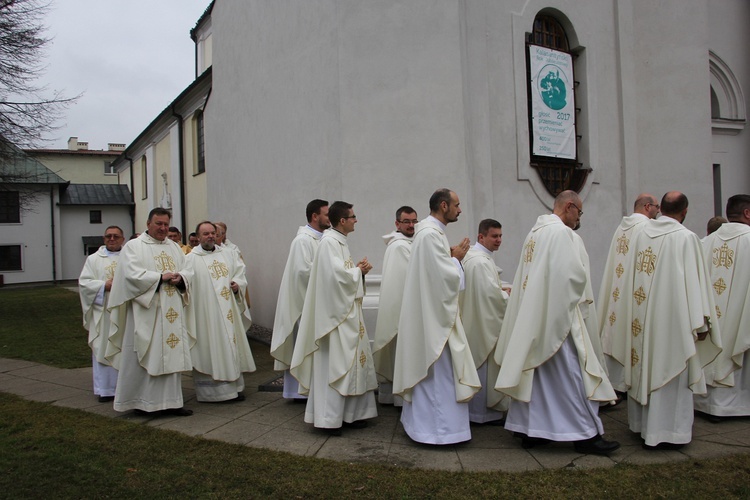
526, 14, 586, 195
709, 50, 746, 135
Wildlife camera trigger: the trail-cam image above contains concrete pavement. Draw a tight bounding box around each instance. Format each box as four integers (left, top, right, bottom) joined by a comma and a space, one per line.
2, 339, 750, 472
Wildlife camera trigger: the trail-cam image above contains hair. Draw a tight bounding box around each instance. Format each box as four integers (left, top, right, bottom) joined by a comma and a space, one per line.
104, 225, 124, 236
396, 205, 417, 220
168, 226, 181, 234
478, 218, 502, 236
633, 193, 656, 212
660, 192, 688, 216
429, 189, 452, 212
706, 216, 727, 235
195, 220, 217, 235
726, 194, 750, 220
214, 221, 227, 232
306, 199, 329, 222
147, 207, 171, 222
328, 201, 353, 227
188, 232, 197, 238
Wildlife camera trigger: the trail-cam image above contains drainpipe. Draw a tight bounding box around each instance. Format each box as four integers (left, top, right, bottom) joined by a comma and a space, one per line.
171, 105, 187, 239
50, 185, 57, 284
125, 156, 136, 236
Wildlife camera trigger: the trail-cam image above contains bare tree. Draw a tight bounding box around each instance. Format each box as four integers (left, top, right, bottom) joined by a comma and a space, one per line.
0, 0, 78, 156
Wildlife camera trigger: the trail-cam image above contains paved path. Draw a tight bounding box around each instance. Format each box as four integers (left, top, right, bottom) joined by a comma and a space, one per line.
2, 339, 749, 472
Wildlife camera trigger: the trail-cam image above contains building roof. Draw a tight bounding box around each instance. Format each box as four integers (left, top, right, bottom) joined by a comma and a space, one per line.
0, 139, 67, 184
25, 149, 122, 157
190, 1, 215, 41
59, 184, 133, 205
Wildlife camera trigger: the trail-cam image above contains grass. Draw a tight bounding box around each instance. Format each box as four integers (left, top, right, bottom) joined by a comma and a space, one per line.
0, 286, 90, 368
1, 391, 750, 499
1, 286, 750, 498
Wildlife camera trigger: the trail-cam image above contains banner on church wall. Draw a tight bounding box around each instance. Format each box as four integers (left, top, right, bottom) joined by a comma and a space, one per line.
529, 44, 576, 160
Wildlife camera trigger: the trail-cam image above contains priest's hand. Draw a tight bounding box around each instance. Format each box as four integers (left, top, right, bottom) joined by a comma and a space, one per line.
104, 278, 113, 291
451, 238, 470, 261
161, 272, 176, 283
230, 281, 239, 293
357, 257, 372, 276
696, 331, 708, 341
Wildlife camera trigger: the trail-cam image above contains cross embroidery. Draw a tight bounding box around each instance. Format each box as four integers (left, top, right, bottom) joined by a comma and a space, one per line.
522, 275, 528, 290
359, 350, 366, 367
631, 348, 639, 367
226, 310, 234, 324
612, 287, 620, 302
615, 234, 629, 255
220, 287, 232, 300
716, 305, 722, 319
633, 286, 647, 306
636, 247, 657, 276
165, 307, 179, 323
713, 243, 734, 269
163, 284, 176, 297
344, 257, 354, 270
166, 333, 180, 349
631, 318, 642, 337
359, 322, 365, 339
609, 312, 616, 326
523, 239, 535, 263
105, 261, 117, 280
615, 263, 624, 279
713, 278, 727, 296
154, 251, 176, 272
208, 260, 229, 280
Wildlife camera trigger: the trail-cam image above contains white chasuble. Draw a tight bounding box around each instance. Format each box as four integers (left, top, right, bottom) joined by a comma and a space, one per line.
494, 215, 615, 406
393, 217, 480, 404
271, 225, 321, 371
290, 229, 377, 398
372, 232, 412, 384
460, 244, 508, 417
695, 222, 750, 416
106, 233, 193, 376
183, 245, 255, 383
610, 217, 722, 406
598, 213, 649, 389
79, 246, 121, 365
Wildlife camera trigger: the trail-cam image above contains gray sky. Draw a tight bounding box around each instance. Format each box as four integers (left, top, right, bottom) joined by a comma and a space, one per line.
40, 0, 212, 150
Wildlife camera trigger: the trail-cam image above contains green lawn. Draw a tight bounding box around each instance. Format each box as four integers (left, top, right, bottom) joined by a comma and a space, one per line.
0, 286, 90, 368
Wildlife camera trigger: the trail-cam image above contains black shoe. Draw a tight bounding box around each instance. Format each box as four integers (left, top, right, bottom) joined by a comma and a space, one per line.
293, 398, 308, 404
323, 427, 342, 436
521, 436, 551, 449
642, 442, 685, 451
162, 407, 193, 417
98, 395, 115, 403
343, 420, 368, 429
574, 436, 621, 455
133, 409, 151, 416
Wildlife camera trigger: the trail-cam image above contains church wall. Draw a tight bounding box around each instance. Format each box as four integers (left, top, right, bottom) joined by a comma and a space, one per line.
183, 113, 208, 235
208, 0, 743, 328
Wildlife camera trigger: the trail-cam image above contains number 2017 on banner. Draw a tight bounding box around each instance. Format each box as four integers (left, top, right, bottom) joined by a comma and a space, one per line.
557, 112, 570, 120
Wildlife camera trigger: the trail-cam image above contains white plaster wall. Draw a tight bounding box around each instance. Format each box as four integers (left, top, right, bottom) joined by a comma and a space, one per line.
0, 186, 55, 284
207, 0, 739, 328
58, 206, 133, 281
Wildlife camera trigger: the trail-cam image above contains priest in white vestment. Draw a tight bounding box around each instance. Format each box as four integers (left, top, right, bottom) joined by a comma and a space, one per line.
609, 192, 723, 449
495, 191, 619, 455
460, 219, 508, 424
393, 189, 480, 445
216, 221, 253, 311
183, 222, 256, 403
107, 208, 195, 416
271, 200, 330, 400
372, 205, 417, 406
695, 194, 750, 419
79, 226, 126, 402
290, 201, 377, 434
599, 194, 659, 392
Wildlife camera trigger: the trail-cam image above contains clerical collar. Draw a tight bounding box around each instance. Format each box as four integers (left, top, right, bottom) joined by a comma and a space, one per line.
306, 225, 323, 238
105, 249, 121, 257
426, 215, 446, 231
472, 242, 492, 255
659, 215, 680, 224
332, 228, 347, 237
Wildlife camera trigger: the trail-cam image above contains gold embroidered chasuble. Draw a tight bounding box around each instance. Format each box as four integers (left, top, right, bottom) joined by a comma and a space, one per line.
183, 245, 255, 381
270, 225, 321, 371
701, 222, 750, 386
392, 216, 480, 403
290, 229, 377, 397
493, 214, 614, 405
598, 213, 650, 386
372, 231, 413, 381
610, 216, 723, 404
106, 232, 194, 375
79, 246, 122, 365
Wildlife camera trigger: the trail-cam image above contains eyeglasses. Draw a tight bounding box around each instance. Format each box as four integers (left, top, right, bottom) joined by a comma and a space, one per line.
397, 219, 418, 225
570, 203, 583, 216
647, 203, 660, 210
104, 234, 123, 239
342, 215, 357, 219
